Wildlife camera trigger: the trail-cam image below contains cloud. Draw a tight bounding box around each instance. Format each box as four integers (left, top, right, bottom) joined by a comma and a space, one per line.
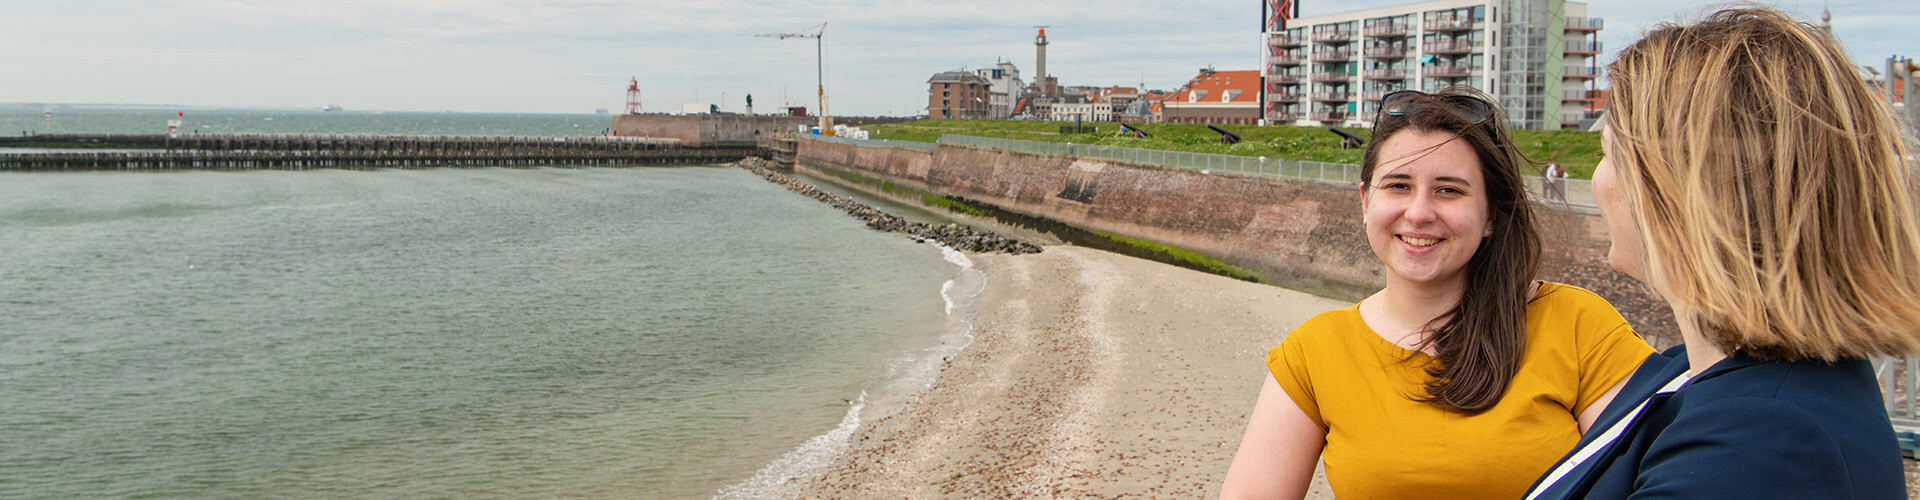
2, 0, 1912, 114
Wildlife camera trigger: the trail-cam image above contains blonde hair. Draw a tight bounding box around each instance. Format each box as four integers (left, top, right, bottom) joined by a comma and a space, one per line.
1606, 6, 1920, 360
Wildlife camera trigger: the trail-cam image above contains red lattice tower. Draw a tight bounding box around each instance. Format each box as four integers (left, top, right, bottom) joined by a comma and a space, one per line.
625, 77, 643, 114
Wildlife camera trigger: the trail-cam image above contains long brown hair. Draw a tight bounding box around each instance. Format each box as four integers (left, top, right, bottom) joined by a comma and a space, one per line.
1361, 88, 1542, 415
1606, 7, 1920, 360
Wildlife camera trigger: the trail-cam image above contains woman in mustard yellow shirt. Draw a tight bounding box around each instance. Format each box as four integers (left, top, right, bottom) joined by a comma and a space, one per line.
1219, 89, 1655, 500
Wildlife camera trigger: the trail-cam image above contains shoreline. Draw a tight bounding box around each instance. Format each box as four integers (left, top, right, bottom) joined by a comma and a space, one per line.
710, 243, 992, 500
798, 246, 1344, 498
724, 157, 1341, 498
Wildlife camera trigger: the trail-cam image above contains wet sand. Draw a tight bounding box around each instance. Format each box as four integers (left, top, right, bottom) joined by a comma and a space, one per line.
800, 246, 1344, 499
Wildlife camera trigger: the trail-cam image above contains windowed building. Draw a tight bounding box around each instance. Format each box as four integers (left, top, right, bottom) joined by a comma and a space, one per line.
1262, 0, 1602, 130
975, 62, 1026, 120
1164, 69, 1263, 125
927, 70, 993, 120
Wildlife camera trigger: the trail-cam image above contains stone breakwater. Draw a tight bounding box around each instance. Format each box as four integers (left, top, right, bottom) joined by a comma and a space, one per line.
735, 157, 1042, 255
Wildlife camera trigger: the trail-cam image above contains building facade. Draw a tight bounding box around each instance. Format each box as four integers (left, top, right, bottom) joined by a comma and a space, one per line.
1163, 69, 1262, 125
1261, 0, 1602, 130
927, 70, 993, 119
976, 62, 1027, 120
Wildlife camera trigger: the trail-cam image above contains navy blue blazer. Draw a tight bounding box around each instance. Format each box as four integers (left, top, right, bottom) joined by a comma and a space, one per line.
1524, 345, 1905, 499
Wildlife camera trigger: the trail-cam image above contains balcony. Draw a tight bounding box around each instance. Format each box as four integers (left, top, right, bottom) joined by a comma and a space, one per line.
1425, 17, 1477, 31
1312, 71, 1353, 82
1566, 17, 1604, 31
1364, 68, 1407, 79
1269, 112, 1302, 121
1562, 90, 1598, 100
1423, 39, 1477, 54
1268, 91, 1302, 101
1311, 92, 1352, 102
1267, 73, 1302, 83
1364, 45, 1407, 58
1564, 65, 1602, 78
1310, 111, 1353, 121
1362, 89, 1398, 101
1423, 64, 1478, 77
1269, 33, 1307, 46
1364, 24, 1409, 37
1270, 53, 1306, 64
1565, 40, 1602, 54
1313, 30, 1355, 42
1312, 49, 1355, 61
1562, 110, 1603, 126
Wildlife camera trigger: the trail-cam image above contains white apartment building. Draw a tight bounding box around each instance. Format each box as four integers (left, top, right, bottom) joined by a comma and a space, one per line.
1261, 0, 1603, 130
976, 62, 1027, 120
1049, 101, 1115, 122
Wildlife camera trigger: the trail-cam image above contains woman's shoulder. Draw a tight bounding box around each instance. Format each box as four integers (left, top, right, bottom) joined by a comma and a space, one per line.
1529, 282, 1634, 326
1529, 282, 1617, 310
1282, 304, 1366, 343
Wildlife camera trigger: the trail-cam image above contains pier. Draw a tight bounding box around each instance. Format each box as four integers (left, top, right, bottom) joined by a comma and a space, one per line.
0, 134, 761, 171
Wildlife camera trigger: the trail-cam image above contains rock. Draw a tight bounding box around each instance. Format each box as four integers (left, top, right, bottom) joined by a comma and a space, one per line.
731, 159, 1043, 255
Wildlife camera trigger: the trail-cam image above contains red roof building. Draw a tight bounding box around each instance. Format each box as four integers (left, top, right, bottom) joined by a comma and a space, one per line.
1162, 69, 1262, 125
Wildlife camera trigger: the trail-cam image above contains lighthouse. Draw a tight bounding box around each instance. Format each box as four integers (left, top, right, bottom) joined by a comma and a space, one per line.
625, 77, 643, 115
1034, 26, 1050, 96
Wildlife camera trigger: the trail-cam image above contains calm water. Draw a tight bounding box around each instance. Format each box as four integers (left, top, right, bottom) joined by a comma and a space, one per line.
0, 166, 974, 499
0, 106, 615, 137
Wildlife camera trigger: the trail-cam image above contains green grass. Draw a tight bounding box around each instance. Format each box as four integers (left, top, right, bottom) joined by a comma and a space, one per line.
1092, 231, 1267, 283
863, 119, 1602, 179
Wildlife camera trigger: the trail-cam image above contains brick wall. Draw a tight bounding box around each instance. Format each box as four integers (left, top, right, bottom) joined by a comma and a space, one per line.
796, 139, 1677, 347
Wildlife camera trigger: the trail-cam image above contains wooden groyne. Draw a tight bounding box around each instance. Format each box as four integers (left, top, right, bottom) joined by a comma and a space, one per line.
0, 134, 761, 171
758, 136, 798, 168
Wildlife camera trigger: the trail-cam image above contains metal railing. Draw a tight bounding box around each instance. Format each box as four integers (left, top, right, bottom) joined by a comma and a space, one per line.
803, 134, 938, 152
1313, 29, 1355, 41
1423, 40, 1478, 53
1425, 17, 1477, 31
1312, 49, 1356, 61
1565, 17, 1605, 30
1365, 24, 1409, 37
1424, 64, 1480, 77
1877, 357, 1920, 429
1365, 46, 1408, 58
1564, 65, 1604, 77
799, 132, 1600, 211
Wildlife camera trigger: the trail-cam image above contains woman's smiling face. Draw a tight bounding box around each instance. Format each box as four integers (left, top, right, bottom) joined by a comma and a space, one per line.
1362, 128, 1493, 290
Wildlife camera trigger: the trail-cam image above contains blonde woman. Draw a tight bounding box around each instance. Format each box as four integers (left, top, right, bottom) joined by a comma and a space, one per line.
1526, 7, 1920, 499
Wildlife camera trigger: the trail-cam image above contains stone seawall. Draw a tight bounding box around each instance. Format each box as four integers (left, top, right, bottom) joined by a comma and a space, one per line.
795, 139, 1677, 347
612, 114, 813, 146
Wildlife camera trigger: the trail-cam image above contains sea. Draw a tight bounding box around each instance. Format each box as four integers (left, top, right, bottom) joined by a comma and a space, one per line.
0, 107, 984, 499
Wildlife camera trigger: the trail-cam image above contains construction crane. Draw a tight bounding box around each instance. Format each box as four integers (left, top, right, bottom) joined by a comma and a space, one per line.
756, 23, 833, 136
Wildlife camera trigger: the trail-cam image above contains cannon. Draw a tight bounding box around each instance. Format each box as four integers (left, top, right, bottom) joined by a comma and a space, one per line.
1206, 124, 1242, 144
1328, 127, 1367, 149
1120, 123, 1150, 138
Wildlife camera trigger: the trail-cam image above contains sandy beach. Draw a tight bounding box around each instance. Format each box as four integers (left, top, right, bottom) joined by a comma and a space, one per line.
800, 246, 1344, 499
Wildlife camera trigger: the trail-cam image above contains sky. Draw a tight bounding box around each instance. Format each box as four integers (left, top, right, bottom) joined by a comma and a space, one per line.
3, 0, 1914, 116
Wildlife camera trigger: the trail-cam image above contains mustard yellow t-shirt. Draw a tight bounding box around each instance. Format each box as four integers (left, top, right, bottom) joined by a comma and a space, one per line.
1265, 282, 1654, 500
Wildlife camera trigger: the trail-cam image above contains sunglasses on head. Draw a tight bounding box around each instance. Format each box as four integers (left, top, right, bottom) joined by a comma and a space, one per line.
1378, 90, 1494, 125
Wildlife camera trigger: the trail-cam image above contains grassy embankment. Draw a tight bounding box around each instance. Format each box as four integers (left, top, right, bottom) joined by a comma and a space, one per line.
861, 119, 1603, 179
808, 164, 1266, 283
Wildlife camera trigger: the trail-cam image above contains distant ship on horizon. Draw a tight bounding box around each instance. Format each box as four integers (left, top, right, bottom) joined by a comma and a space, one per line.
322, 104, 344, 112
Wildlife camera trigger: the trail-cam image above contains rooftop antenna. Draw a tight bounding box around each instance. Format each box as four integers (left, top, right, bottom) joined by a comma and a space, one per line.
757, 23, 833, 135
